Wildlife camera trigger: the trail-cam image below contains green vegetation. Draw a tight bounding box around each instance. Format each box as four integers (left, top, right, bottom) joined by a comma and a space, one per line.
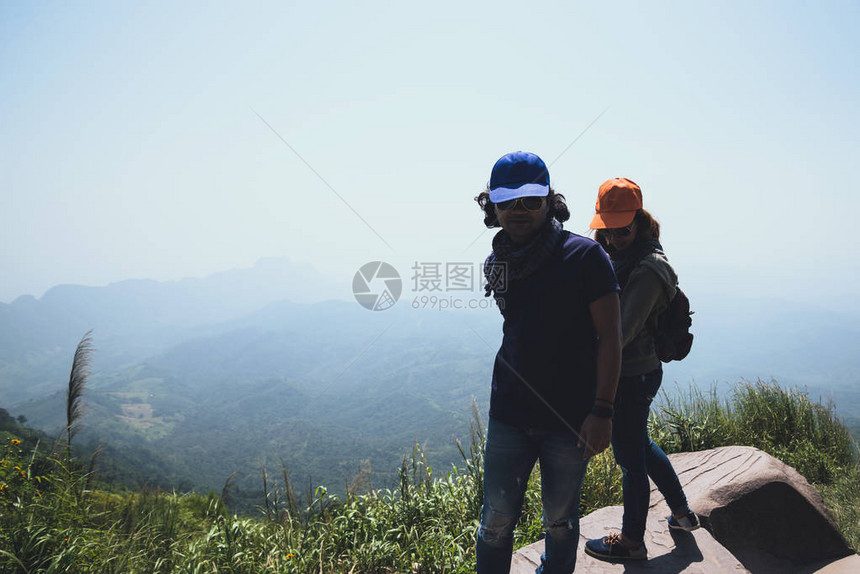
649, 379, 860, 550
17, 319, 502, 511
651, 380, 858, 484
1, 379, 858, 572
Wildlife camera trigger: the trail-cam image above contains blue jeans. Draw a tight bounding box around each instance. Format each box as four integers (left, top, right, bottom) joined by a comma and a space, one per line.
476, 417, 588, 574
612, 367, 690, 543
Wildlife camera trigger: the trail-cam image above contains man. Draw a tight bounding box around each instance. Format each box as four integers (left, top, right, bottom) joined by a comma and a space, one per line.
475, 151, 622, 573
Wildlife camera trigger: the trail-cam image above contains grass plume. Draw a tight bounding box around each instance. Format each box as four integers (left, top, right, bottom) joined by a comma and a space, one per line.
65, 330, 94, 449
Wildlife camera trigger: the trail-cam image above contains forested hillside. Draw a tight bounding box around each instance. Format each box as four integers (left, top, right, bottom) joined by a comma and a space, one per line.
3, 262, 860, 505
2, 379, 858, 572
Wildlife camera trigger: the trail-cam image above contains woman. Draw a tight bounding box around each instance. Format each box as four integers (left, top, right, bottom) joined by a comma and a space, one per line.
583, 178, 699, 562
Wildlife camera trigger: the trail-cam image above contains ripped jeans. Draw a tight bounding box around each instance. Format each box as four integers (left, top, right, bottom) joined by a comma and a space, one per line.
476, 417, 588, 574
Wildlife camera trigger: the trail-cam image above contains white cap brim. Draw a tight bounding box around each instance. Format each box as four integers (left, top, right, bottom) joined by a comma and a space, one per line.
489, 182, 549, 203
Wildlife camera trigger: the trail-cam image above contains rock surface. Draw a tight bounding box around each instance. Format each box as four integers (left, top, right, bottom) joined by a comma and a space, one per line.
512, 506, 747, 573
511, 446, 857, 573
651, 446, 853, 569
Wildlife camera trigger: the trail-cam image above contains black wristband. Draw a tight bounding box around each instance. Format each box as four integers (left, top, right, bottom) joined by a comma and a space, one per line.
590, 404, 614, 419
594, 397, 614, 406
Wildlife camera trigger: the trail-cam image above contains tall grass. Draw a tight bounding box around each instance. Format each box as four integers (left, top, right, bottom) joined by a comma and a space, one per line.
650, 379, 858, 483
818, 466, 860, 550
1, 373, 857, 571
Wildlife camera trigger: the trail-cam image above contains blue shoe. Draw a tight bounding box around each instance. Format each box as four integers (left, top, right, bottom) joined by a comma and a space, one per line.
667, 510, 700, 531
584, 533, 647, 561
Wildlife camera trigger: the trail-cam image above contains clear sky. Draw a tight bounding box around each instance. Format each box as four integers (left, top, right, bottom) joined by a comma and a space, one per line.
2, 1, 859, 310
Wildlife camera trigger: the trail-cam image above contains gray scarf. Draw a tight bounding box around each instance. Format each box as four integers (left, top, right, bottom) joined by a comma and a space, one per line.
484, 218, 564, 296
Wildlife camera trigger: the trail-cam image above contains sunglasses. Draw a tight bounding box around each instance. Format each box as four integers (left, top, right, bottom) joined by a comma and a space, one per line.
604, 223, 634, 237
496, 196, 545, 212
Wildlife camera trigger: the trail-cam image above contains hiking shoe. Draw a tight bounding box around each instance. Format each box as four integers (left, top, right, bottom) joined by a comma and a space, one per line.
584, 533, 647, 561
667, 510, 700, 532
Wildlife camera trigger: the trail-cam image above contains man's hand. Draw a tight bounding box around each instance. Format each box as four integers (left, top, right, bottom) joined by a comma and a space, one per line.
578, 414, 612, 459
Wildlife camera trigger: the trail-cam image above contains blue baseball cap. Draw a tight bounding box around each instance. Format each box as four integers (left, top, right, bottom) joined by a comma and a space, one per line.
489, 151, 550, 203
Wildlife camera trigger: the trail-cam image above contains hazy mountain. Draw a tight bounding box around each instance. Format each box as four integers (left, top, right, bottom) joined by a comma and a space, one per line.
3, 261, 858, 503
11, 301, 500, 499
0, 257, 343, 404
665, 296, 860, 418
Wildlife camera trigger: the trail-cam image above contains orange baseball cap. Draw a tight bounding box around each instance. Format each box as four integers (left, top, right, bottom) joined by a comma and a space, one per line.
589, 178, 643, 229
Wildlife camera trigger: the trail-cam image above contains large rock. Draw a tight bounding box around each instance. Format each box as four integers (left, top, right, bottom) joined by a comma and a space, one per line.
512, 505, 747, 573
511, 446, 857, 573
651, 446, 854, 570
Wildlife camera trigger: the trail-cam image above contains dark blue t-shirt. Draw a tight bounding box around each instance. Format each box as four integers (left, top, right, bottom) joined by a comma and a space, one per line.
489, 231, 619, 432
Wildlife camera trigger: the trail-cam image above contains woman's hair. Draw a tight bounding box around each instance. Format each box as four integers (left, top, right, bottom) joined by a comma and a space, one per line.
593, 208, 661, 249
475, 186, 570, 228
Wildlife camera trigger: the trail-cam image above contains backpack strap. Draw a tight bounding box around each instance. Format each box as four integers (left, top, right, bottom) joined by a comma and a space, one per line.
612, 242, 658, 291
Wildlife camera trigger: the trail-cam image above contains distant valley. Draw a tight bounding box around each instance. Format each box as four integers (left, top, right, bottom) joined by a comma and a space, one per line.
2, 258, 858, 506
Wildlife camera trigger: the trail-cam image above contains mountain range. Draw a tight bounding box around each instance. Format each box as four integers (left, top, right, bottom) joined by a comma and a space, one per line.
2, 257, 858, 503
